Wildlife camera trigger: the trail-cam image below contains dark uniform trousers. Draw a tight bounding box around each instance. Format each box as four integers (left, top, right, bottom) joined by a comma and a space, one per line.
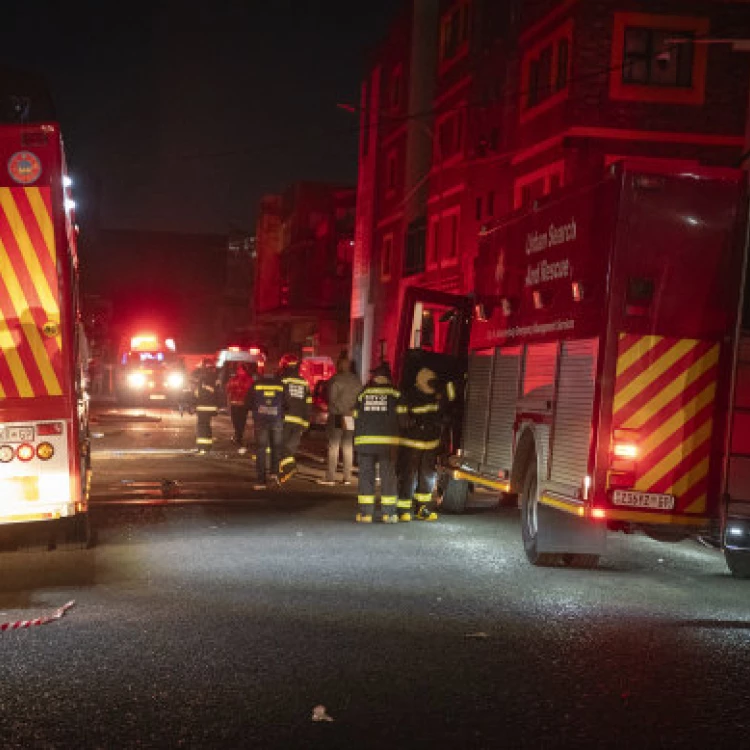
358, 447, 399, 518
195, 379, 218, 450
280, 422, 305, 478
255, 422, 283, 483
397, 446, 439, 515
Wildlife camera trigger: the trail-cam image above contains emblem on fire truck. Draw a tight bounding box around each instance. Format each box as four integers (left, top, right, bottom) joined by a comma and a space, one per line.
8, 150, 42, 185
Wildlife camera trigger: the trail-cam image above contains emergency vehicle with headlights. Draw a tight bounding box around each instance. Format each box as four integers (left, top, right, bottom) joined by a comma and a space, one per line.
397, 160, 750, 578
0, 68, 92, 547
115, 332, 187, 405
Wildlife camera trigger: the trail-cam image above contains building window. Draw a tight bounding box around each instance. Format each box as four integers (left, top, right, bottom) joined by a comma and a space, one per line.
609, 13, 708, 105
440, 1, 471, 66
428, 215, 440, 268
404, 218, 426, 277
386, 150, 398, 193
622, 28, 693, 87
436, 109, 464, 162
487, 191, 495, 217
514, 160, 565, 209
475, 196, 483, 221
521, 20, 573, 121
444, 211, 460, 262
381, 234, 393, 280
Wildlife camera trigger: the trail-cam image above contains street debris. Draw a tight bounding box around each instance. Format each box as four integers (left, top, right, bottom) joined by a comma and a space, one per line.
311, 705, 334, 722
0, 601, 75, 632
465, 631, 489, 639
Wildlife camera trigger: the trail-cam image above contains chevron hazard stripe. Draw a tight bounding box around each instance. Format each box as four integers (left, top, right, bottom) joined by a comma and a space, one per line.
0, 186, 63, 399
612, 334, 719, 515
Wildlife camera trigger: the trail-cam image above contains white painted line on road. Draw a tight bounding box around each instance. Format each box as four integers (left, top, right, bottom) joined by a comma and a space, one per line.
93, 449, 198, 459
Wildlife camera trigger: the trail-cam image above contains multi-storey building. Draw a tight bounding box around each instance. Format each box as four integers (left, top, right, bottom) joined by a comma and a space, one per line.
352, 0, 750, 376
254, 182, 355, 360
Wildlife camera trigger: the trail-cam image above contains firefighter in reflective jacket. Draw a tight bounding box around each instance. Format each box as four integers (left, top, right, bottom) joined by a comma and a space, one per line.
353, 361, 408, 523
278, 353, 311, 482
397, 367, 454, 521
248, 370, 286, 489
194, 360, 218, 454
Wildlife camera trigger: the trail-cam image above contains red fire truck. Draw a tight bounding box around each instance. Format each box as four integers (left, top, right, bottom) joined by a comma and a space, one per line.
0, 69, 92, 548
397, 160, 750, 577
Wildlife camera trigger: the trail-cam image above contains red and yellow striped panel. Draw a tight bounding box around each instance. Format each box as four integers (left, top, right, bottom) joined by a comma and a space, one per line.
612, 334, 720, 514
0, 186, 63, 399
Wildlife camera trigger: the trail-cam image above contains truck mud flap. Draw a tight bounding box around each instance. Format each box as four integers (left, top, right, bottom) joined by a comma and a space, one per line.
536, 503, 606, 556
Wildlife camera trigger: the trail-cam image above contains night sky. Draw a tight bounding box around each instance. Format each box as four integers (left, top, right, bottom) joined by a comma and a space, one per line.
4, 0, 405, 235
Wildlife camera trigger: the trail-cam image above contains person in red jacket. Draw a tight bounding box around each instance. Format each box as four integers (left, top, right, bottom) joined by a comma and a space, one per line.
226, 363, 254, 454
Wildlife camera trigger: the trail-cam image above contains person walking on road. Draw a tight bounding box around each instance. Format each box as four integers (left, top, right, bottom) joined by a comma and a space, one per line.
193, 359, 219, 454
397, 367, 449, 521
353, 361, 407, 523
318, 353, 361, 486
278, 353, 311, 483
226, 363, 254, 454
248, 369, 286, 490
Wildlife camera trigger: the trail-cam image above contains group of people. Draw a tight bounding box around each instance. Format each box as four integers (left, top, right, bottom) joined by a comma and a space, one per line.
190, 353, 312, 490
190, 350, 455, 524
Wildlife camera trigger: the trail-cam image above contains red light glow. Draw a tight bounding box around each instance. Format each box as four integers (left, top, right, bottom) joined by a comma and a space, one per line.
613, 442, 638, 459
37, 422, 63, 436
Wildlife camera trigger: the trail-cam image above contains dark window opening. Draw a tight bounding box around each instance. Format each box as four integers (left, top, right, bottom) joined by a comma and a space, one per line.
622, 27, 694, 88
556, 38, 569, 91
404, 218, 426, 277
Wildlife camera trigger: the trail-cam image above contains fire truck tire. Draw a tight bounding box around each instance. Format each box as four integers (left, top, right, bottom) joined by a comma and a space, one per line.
55, 513, 95, 551
725, 549, 750, 579
440, 475, 469, 514
562, 553, 600, 570
520, 460, 560, 567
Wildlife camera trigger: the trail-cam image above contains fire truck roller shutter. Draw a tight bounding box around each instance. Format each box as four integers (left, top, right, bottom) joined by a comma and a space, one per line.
549, 339, 599, 490
483, 346, 522, 477
461, 351, 494, 471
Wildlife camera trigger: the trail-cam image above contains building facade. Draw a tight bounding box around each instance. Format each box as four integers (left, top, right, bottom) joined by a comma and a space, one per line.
353, 0, 750, 376
253, 182, 355, 361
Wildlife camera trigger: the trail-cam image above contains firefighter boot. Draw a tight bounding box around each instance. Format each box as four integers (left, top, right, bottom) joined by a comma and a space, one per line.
397, 499, 413, 522
355, 513, 373, 523
357, 495, 375, 523
415, 492, 438, 521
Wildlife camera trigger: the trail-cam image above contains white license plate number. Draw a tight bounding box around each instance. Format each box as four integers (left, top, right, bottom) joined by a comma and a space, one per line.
612, 490, 675, 510
0, 426, 35, 442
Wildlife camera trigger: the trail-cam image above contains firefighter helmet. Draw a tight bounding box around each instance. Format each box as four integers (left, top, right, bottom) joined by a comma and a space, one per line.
279, 352, 300, 370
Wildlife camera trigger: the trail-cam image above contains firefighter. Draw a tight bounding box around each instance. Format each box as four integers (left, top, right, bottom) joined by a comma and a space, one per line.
193, 359, 219, 454
248, 367, 285, 490
226, 363, 254, 454
353, 361, 407, 523
278, 353, 311, 482
397, 367, 451, 521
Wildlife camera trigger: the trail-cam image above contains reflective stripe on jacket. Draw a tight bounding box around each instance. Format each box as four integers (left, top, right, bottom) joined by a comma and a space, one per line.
281, 371, 311, 428
354, 384, 403, 454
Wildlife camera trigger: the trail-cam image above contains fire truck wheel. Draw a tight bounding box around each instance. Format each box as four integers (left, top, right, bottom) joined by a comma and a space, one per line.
520, 460, 560, 567
724, 549, 750, 579
562, 553, 600, 570
440, 475, 469, 514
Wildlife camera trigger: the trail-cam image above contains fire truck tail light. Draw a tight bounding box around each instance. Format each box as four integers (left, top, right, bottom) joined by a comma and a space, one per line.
612, 429, 639, 460
0, 445, 14, 463
37, 422, 63, 436
249, 347, 260, 355
613, 442, 638, 459
36, 442, 55, 461
17, 444, 35, 462
167, 372, 185, 389
591, 508, 607, 520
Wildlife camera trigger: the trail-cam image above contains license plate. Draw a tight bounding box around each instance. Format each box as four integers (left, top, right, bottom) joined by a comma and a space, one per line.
0, 426, 35, 443
612, 490, 675, 510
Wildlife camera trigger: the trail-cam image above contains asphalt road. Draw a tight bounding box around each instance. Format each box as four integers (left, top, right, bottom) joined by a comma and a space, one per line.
1, 404, 749, 749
